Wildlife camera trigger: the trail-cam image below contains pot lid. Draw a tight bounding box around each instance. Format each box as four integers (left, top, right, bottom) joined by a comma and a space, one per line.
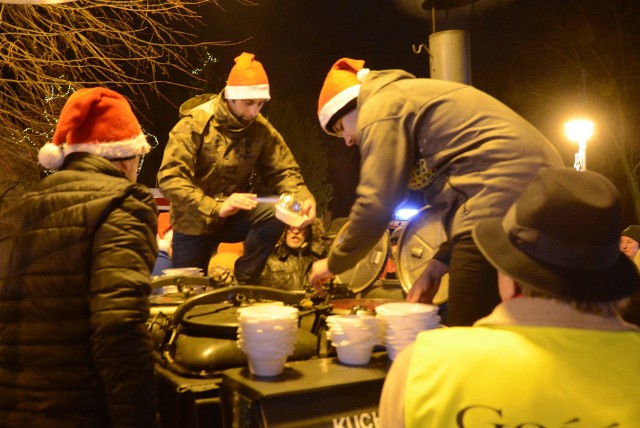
180, 302, 239, 337
396, 205, 449, 305
333, 221, 390, 293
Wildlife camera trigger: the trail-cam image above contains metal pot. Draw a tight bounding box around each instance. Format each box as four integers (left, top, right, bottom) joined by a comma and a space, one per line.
155, 286, 320, 377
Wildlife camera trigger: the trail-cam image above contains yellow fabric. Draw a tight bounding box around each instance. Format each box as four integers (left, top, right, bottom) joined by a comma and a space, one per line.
407, 158, 435, 191
405, 326, 640, 427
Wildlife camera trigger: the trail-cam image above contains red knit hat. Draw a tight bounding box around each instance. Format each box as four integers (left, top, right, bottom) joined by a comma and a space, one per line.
317, 58, 369, 135
38, 87, 150, 170
224, 52, 270, 101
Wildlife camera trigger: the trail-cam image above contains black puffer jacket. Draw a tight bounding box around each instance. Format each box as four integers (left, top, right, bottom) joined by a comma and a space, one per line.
0, 153, 160, 428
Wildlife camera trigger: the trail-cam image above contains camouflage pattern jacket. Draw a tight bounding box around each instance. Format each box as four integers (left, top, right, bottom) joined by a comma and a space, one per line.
158, 92, 313, 235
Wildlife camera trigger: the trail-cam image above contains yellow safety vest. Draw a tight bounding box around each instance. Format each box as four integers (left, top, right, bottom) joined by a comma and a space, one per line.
405, 326, 640, 427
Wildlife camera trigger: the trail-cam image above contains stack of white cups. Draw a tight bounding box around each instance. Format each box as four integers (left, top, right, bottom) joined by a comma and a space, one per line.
236, 305, 299, 376
326, 314, 380, 365
375, 302, 441, 360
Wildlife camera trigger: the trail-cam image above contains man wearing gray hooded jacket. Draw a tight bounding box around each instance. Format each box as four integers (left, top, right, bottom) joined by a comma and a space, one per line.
310, 58, 564, 326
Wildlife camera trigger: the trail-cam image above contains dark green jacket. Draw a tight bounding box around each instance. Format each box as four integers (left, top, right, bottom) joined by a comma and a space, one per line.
0, 153, 160, 428
158, 92, 313, 235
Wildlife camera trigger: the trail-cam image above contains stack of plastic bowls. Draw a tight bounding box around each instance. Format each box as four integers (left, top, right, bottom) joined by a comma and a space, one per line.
375, 302, 441, 360
236, 305, 299, 376
326, 314, 380, 365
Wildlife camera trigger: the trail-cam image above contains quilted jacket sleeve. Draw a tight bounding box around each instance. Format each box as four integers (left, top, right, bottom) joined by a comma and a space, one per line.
88, 186, 160, 428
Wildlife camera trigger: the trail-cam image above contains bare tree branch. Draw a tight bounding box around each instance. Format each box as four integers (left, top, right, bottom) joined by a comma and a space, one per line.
0, 0, 252, 211
0, 0, 245, 148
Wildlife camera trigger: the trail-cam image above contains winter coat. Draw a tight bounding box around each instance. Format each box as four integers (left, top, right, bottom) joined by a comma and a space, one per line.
328, 70, 564, 274
157, 92, 313, 235
260, 240, 326, 292
0, 153, 160, 428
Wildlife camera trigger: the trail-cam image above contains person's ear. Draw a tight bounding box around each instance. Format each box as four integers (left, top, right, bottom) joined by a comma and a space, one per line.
112, 156, 140, 182
497, 272, 519, 301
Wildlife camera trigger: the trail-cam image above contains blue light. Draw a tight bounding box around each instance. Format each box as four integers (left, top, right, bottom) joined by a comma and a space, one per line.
395, 208, 419, 221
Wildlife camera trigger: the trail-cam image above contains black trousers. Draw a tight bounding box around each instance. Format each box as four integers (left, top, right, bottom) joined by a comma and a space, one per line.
172, 203, 285, 284
446, 233, 501, 326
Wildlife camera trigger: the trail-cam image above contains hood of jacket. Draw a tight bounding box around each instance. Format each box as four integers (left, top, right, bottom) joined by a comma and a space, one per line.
357, 69, 418, 105
179, 91, 257, 135
61, 151, 130, 179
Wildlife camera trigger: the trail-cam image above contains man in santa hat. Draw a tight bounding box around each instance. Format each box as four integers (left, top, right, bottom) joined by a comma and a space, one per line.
310, 58, 564, 326
158, 52, 316, 284
0, 87, 160, 427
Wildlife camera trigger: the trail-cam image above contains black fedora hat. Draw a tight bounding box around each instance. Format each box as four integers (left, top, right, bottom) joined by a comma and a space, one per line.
473, 167, 639, 302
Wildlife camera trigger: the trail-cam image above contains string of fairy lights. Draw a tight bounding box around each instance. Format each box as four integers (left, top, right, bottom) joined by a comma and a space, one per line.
11, 49, 219, 176
191, 50, 218, 76
12, 83, 161, 176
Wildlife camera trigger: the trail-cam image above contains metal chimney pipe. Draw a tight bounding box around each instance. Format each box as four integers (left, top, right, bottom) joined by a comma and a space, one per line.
428, 29, 472, 84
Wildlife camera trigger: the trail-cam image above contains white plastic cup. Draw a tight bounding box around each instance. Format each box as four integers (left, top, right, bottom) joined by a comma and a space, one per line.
237, 305, 299, 322
236, 305, 299, 376
247, 354, 288, 376
385, 343, 402, 361
326, 314, 380, 345
335, 343, 375, 365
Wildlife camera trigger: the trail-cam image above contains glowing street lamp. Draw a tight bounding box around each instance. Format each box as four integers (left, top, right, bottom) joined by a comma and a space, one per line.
564, 118, 594, 171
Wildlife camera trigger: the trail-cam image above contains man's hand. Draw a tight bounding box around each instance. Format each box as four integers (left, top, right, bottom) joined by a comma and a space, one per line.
406, 258, 449, 304
298, 198, 317, 228
309, 258, 332, 296
219, 193, 258, 218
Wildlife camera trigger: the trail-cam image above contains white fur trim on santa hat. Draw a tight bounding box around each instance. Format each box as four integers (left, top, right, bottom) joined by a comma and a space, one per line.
318, 84, 360, 136
64, 133, 150, 158
225, 84, 270, 101
38, 133, 150, 170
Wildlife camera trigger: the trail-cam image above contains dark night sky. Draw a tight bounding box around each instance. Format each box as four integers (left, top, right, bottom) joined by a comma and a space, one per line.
138, 0, 589, 216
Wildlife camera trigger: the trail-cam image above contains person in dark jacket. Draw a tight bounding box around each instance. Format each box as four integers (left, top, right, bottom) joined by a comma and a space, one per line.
309, 58, 564, 326
260, 218, 326, 292
0, 88, 160, 427
158, 52, 316, 284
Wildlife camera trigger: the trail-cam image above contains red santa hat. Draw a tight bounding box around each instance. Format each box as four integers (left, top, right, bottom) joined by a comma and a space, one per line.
38, 87, 150, 170
317, 58, 370, 135
224, 52, 270, 101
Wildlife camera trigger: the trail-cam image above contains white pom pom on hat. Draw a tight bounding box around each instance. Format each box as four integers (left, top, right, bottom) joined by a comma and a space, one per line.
38, 87, 151, 170
38, 142, 66, 170
224, 52, 270, 101
317, 57, 369, 136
